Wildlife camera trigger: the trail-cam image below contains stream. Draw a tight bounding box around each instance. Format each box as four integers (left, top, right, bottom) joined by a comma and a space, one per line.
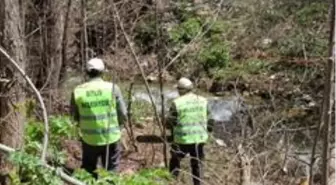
125, 82, 251, 147
62, 77, 250, 144
62, 77, 313, 176
129, 83, 247, 122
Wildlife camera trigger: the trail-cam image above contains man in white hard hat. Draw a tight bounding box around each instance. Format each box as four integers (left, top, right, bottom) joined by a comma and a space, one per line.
70, 58, 127, 178
167, 77, 213, 185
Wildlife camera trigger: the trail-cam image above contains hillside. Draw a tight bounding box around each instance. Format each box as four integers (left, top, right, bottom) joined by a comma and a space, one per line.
0, 0, 334, 185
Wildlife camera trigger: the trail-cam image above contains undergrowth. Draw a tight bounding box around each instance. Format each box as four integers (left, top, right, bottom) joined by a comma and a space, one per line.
73, 168, 172, 185
8, 115, 172, 185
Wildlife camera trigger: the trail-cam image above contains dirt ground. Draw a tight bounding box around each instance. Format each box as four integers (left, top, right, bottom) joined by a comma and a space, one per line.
59, 118, 326, 185
60, 121, 166, 175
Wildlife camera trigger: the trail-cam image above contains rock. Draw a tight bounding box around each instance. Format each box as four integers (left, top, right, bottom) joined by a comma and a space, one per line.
145, 70, 174, 83
146, 75, 158, 83
270, 74, 277, 80
215, 139, 226, 147
197, 78, 213, 91
209, 79, 248, 95
261, 38, 272, 48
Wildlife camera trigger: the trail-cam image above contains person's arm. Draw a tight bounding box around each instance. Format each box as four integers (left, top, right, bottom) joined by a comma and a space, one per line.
166, 103, 177, 130
70, 92, 79, 123
113, 84, 128, 127
207, 102, 214, 132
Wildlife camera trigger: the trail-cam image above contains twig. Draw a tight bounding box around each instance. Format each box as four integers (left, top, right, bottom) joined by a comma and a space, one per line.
155, 0, 168, 168
0, 144, 85, 185
271, 125, 317, 133
0, 78, 10, 83
178, 168, 212, 185
80, 0, 88, 71
24, 27, 40, 39
112, 2, 163, 132
0, 47, 49, 163
126, 82, 138, 152
238, 144, 251, 185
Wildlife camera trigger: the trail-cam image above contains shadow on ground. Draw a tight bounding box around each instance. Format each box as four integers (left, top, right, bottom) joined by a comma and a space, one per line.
136, 135, 173, 143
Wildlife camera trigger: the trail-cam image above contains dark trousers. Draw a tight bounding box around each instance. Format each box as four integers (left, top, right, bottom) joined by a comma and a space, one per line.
169, 143, 205, 185
81, 141, 121, 179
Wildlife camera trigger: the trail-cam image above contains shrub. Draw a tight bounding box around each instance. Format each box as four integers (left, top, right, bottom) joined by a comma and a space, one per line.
9, 151, 63, 185
213, 59, 271, 80
24, 115, 77, 151
199, 42, 231, 74
73, 168, 172, 185
169, 17, 202, 44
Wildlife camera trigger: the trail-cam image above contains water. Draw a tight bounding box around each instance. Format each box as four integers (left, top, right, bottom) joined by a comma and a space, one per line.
61, 75, 246, 121
130, 84, 247, 123
61, 76, 248, 141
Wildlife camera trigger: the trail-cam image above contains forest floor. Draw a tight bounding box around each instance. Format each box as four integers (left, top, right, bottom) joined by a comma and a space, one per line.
55, 59, 332, 185
61, 120, 165, 175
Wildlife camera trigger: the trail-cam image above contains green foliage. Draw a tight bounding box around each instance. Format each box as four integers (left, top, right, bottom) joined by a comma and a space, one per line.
169, 17, 202, 44
275, 2, 329, 57
134, 17, 157, 53
49, 115, 77, 140
276, 29, 328, 57
73, 168, 172, 185
25, 115, 77, 146
295, 2, 328, 28
168, 10, 232, 76
8, 151, 62, 185
213, 59, 271, 80
24, 115, 76, 163
171, 0, 198, 22
131, 100, 154, 124
205, 20, 230, 40
9, 116, 76, 184
199, 43, 231, 72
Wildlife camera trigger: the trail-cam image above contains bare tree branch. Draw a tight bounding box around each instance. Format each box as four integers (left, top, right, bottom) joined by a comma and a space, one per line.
0, 47, 49, 163
112, 1, 163, 132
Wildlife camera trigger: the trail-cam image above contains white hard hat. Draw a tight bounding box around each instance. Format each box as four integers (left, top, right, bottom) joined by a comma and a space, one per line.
86, 58, 105, 71
177, 77, 193, 90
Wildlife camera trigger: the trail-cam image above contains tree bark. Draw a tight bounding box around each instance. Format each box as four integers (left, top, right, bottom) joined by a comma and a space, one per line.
80, 0, 88, 72
321, 0, 335, 185
47, 0, 66, 90
37, 0, 67, 92
0, 0, 26, 184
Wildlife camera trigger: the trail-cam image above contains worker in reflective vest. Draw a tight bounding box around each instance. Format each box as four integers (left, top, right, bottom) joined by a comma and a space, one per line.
167, 77, 214, 185
70, 58, 127, 178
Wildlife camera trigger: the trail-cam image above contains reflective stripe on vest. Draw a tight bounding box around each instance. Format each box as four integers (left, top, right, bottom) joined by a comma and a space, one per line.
80, 112, 117, 121
74, 79, 121, 146
81, 126, 120, 135
173, 93, 208, 144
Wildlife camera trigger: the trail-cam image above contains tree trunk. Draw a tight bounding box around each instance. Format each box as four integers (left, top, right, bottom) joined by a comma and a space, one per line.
321, 0, 335, 185
46, 0, 66, 90
0, 0, 26, 184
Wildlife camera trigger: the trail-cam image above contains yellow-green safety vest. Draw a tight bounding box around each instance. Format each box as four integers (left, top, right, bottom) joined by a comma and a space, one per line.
74, 79, 121, 146
173, 93, 208, 144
